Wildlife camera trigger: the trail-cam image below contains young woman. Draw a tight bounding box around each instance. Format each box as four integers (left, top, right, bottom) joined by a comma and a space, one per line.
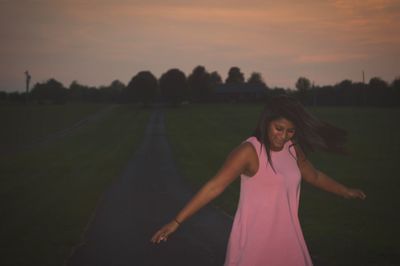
151, 95, 366, 265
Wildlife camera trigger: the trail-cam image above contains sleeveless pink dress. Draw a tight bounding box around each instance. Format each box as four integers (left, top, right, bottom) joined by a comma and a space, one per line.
224, 137, 313, 266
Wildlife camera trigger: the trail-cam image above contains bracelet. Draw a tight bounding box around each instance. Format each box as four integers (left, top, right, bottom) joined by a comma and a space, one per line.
174, 219, 182, 225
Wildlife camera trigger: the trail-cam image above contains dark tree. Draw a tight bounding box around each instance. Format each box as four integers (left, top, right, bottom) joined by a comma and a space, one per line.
31, 78, 67, 104
87, 87, 102, 102
159, 68, 188, 106
247, 72, 267, 87
0, 91, 7, 101
98, 80, 125, 103
188, 66, 212, 102
350, 82, 366, 106
210, 71, 223, 85
295, 77, 311, 91
69, 81, 116, 102
226, 67, 245, 84
270, 87, 288, 97
7, 92, 25, 103
295, 77, 311, 105
127, 71, 158, 106
68, 81, 89, 102
105, 80, 125, 103
334, 79, 352, 106
391, 77, 400, 106
368, 77, 390, 106
109, 80, 125, 91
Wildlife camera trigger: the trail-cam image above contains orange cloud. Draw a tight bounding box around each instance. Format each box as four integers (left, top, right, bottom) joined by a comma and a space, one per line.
331, 0, 395, 13
296, 53, 369, 64
1, 0, 399, 90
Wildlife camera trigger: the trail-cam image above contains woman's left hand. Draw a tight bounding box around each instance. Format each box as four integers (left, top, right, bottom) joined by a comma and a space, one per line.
150, 220, 180, 244
343, 188, 367, 200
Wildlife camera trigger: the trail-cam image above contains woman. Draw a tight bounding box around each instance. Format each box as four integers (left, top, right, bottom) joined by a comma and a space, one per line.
151, 95, 366, 265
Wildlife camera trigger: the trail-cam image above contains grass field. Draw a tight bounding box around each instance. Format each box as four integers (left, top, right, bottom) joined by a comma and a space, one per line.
1, 103, 398, 265
0, 104, 150, 266
165, 103, 400, 266
0, 103, 109, 151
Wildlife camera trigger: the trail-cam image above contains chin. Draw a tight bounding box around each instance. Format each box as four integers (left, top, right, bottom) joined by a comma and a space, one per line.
271, 144, 284, 151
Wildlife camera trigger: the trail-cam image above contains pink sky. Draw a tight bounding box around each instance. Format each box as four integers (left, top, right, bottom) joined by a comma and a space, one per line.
1, 0, 399, 92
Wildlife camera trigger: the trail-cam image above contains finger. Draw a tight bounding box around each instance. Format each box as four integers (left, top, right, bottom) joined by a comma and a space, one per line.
152, 231, 165, 244
357, 191, 366, 199
151, 235, 159, 244
151, 231, 162, 243
157, 236, 162, 244
356, 190, 365, 199
159, 234, 168, 243
157, 231, 167, 243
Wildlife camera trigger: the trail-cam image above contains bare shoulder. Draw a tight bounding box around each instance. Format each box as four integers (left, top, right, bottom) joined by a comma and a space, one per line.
227, 141, 258, 176
223, 141, 258, 168
231, 141, 258, 159
292, 142, 307, 162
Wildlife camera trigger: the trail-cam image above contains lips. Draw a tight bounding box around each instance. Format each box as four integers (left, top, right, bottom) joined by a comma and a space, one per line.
274, 141, 284, 147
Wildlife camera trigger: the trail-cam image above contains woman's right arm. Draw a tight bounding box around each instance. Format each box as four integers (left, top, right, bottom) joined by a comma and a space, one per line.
150, 142, 256, 244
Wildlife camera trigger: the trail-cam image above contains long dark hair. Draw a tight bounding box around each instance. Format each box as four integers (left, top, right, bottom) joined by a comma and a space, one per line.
253, 95, 347, 169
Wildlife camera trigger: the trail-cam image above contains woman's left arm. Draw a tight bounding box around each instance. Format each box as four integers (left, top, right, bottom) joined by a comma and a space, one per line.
294, 145, 366, 200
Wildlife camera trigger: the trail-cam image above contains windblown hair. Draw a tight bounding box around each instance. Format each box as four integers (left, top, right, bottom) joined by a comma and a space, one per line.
253, 95, 347, 169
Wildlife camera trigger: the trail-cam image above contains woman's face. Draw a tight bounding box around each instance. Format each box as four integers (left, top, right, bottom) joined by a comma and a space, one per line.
267, 117, 296, 151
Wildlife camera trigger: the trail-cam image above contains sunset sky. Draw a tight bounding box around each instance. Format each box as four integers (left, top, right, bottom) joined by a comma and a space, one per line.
1, 0, 399, 92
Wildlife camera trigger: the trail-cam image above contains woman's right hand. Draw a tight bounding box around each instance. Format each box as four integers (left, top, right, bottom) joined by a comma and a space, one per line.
150, 220, 180, 244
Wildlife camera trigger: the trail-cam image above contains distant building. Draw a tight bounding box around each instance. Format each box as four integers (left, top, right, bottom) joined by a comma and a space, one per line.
213, 83, 268, 102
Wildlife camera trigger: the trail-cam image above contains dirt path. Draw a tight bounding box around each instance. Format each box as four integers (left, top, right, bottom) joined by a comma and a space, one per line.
66, 108, 233, 266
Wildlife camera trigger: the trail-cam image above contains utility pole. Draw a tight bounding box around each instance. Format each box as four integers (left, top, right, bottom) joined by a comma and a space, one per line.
25, 70, 31, 104
362, 70, 366, 106
362, 70, 365, 84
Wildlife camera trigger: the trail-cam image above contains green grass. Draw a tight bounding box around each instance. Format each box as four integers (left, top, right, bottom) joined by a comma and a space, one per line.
0, 104, 150, 266
0, 103, 109, 150
166, 103, 263, 213
165, 104, 400, 266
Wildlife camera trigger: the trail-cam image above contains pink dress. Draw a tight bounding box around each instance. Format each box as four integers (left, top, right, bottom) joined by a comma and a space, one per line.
224, 137, 313, 266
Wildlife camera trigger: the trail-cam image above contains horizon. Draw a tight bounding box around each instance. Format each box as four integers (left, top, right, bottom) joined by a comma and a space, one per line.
4, 67, 398, 94
1, 0, 399, 92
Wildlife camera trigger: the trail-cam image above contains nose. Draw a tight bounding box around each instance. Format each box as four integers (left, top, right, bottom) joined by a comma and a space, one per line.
280, 131, 288, 141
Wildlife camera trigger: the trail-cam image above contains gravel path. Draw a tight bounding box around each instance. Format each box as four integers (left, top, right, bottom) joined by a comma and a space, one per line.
66, 108, 233, 266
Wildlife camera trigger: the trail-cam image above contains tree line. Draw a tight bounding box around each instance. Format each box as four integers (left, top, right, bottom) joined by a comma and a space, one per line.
1, 66, 399, 107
